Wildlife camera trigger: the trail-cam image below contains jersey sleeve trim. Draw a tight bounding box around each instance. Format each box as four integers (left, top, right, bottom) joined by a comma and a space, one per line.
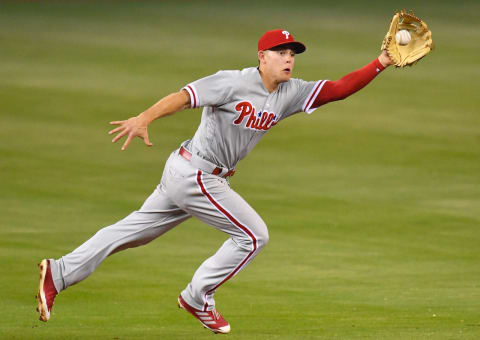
183, 84, 199, 109
302, 80, 328, 114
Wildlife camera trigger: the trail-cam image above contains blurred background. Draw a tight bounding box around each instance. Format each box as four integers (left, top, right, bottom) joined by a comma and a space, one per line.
1, 1, 479, 339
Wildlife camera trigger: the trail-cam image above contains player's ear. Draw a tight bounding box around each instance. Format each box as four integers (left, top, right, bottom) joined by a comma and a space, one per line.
258, 50, 265, 64
257, 51, 265, 65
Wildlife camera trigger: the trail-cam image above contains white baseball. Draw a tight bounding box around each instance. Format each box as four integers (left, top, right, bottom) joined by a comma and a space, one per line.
396, 30, 411, 45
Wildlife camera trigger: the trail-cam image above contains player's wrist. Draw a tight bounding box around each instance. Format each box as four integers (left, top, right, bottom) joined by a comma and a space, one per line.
377, 51, 392, 68
137, 112, 153, 126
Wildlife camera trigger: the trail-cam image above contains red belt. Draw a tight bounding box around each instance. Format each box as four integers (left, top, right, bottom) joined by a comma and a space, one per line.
179, 146, 235, 178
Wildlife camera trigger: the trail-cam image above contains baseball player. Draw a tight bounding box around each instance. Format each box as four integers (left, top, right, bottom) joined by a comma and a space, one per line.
37, 29, 393, 334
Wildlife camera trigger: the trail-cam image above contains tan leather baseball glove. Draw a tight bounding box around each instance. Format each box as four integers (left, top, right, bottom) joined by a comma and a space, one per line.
381, 10, 434, 67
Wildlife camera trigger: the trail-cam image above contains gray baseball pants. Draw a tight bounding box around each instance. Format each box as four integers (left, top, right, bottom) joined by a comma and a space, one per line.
49, 148, 269, 311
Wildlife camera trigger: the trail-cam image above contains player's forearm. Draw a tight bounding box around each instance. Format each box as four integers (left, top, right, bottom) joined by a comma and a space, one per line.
137, 90, 191, 125
313, 58, 386, 107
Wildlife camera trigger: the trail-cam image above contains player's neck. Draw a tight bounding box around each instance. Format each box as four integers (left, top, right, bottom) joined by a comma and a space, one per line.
258, 68, 280, 93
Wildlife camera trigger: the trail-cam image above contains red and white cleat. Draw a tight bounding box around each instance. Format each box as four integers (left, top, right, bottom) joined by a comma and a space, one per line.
36, 259, 58, 322
177, 295, 231, 334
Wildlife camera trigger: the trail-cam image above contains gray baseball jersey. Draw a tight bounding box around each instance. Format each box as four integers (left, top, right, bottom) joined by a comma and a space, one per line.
183, 67, 327, 169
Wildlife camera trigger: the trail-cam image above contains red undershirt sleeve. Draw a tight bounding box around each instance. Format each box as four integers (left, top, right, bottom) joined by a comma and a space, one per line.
312, 58, 385, 108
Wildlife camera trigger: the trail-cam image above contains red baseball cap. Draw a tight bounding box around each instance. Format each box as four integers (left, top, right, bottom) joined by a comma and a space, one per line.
258, 29, 306, 54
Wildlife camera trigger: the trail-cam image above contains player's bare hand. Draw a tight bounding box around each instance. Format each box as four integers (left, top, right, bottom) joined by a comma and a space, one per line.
108, 116, 153, 151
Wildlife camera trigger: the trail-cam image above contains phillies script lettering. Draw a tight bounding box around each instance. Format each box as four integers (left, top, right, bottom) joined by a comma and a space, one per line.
233, 101, 278, 131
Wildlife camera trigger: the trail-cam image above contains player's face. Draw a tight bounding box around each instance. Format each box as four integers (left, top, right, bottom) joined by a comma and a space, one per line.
261, 48, 296, 83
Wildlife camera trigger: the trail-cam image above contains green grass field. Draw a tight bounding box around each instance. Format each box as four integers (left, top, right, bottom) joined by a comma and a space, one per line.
1, 1, 479, 339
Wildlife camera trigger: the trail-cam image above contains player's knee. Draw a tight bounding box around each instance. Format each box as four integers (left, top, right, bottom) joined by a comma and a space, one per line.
235, 219, 268, 251
254, 221, 269, 249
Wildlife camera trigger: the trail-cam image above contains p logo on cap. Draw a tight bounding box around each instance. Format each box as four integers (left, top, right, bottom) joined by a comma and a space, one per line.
258, 29, 306, 54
